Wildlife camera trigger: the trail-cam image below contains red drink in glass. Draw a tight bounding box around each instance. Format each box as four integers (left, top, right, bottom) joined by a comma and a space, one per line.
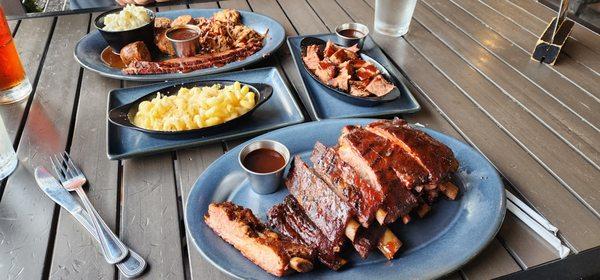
0, 6, 31, 104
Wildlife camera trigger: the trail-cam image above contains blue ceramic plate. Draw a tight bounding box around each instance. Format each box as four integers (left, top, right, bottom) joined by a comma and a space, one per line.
288, 34, 421, 120
75, 9, 285, 81
185, 119, 506, 280
107, 67, 305, 159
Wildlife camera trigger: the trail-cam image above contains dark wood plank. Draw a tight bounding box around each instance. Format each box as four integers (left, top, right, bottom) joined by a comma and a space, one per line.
48, 13, 120, 278
412, 1, 600, 207
0, 13, 89, 280
218, 0, 249, 10
409, 3, 600, 216
157, 3, 188, 10
481, 0, 600, 75
280, 0, 520, 277
461, 240, 521, 279
508, 0, 600, 56
338, 0, 600, 253
1, 17, 54, 142
176, 145, 226, 280
450, 0, 600, 99
499, 213, 559, 268
422, 0, 600, 132
120, 154, 185, 280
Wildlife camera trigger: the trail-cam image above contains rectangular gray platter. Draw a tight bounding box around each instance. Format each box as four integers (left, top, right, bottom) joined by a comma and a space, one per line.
106, 67, 305, 159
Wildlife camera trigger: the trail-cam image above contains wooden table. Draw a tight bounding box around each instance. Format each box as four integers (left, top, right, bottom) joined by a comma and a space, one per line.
1, 0, 599, 279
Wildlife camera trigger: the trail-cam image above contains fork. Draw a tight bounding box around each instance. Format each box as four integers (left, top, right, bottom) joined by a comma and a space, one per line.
51, 152, 129, 264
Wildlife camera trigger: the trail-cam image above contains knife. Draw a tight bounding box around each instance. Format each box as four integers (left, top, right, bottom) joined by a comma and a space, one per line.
35, 167, 146, 278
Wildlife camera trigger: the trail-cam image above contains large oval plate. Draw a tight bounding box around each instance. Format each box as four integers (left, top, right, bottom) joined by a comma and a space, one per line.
74, 9, 285, 81
185, 119, 506, 280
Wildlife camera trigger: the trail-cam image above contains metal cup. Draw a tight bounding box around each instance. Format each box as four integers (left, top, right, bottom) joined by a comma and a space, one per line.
239, 140, 290, 195
166, 24, 201, 58
335, 22, 369, 49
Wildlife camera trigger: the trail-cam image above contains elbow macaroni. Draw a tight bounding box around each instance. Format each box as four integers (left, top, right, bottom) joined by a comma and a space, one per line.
133, 82, 256, 131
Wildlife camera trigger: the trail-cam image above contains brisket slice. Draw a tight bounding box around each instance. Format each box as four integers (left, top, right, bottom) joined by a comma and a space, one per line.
285, 156, 352, 246
338, 125, 419, 224
268, 196, 346, 270
310, 142, 381, 227
205, 202, 315, 277
122, 43, 262, 75
366, 118, 459, 183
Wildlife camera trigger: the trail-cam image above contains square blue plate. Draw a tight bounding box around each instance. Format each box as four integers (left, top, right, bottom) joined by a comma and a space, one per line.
107, 67, 305, 159
288, 34, 421, 120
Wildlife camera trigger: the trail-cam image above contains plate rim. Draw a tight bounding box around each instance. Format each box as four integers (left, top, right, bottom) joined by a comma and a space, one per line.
74, 8, 286, 81
105, 67, 306, 160
184, 118, 506, 280
287, 34, 421, 120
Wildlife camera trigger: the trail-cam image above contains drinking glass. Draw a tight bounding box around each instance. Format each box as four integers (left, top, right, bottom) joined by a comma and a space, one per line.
0, 115, 17, 179
0, 6, 32, 104
374, 0, 418, 37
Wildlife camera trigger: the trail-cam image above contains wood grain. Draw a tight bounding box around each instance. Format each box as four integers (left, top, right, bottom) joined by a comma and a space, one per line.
1, 17, 54, 142
120, 153, 185, 280
422, 0, 600, 131
481, 0, 600, 75
413, 2, 600, 204
450, 0, 600, 99
176, 144, 225, 280
461, 240, 521, 279
0, 13, 89, 280
338, 0, 600, 253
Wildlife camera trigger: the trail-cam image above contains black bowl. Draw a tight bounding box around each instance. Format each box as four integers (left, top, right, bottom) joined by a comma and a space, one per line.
300, 37, 400, 107
108, 80, 273, 137
95, 7, 156, 53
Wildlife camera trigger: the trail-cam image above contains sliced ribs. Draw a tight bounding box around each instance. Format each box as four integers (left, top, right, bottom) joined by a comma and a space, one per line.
338, 125, 419, 224
285, 156, 353, 248
268, 196, 347, 270
310, 142, 382, 227
205, 202, 315, 276
366, 118, 459, 183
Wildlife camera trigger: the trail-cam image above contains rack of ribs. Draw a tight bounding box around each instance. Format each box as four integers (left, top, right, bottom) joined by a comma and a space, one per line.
338, 126, 420, 224
268, 195, 348, 270
204, 202, 315, 276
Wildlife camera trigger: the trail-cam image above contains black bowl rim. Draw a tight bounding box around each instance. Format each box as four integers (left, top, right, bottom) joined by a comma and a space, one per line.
108, 80, 273, 135
94, 6, 156, 33
299, 36, 400, 104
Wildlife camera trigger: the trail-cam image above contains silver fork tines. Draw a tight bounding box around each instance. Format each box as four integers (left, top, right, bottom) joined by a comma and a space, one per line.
50, 152, 129, 264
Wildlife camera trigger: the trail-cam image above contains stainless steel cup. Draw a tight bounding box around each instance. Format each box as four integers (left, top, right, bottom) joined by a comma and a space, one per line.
166, 24, 201, 58
239, 140, 290, 195
335, 22, 369, 49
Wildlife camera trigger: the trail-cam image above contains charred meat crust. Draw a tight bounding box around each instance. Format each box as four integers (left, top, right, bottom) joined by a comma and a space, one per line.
204, 202, 314, 277
268, 196, 346, 270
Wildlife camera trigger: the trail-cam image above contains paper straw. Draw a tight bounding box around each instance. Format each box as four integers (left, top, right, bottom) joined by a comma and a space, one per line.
506, 200, 570, 258
506, 190, 558, 235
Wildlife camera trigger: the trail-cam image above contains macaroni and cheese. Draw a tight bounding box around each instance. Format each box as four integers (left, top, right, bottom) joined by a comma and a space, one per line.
133, 82, 256, 131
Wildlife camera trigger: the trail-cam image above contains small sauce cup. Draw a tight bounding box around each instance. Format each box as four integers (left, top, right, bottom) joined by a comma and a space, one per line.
239, 140, 290, 195
166, 24, 202, 58
335, 22, 369, 49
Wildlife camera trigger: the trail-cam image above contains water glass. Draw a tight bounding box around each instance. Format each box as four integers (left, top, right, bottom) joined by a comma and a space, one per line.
0, 115, 17, 179
0, 6, 32, 104
374, 0, 418, 37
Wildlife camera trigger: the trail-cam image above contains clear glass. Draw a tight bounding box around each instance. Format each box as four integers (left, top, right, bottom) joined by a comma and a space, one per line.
374, 0, 418, 37
0, 115, 17, 179
0, 6, 31, 105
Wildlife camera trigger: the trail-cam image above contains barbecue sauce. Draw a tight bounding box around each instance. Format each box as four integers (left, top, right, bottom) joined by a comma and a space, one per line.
101, 46, 126, 69
243, 149, 285, 173
167, 28, 199, 40
338, 29, 365, 38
